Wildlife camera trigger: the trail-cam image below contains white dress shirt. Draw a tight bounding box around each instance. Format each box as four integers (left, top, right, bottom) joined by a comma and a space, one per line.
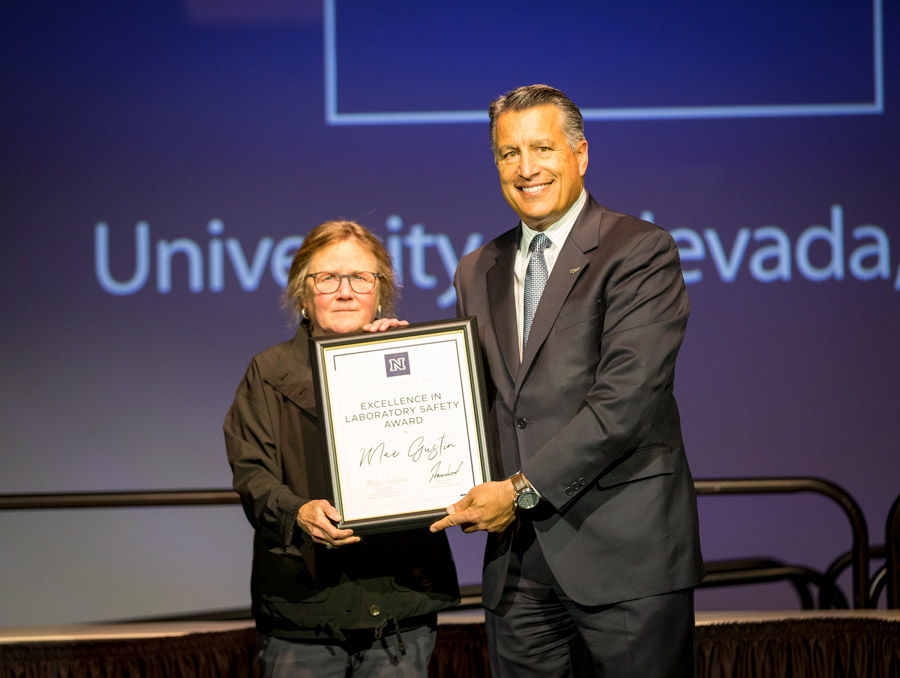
514, 189, 587, 359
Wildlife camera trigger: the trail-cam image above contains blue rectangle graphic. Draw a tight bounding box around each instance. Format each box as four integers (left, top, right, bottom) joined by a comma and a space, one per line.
324, 0, 883, 124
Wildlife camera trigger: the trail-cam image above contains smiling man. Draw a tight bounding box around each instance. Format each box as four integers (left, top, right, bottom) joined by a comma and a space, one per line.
494, 103, 587, 233
430, 85, 704, 677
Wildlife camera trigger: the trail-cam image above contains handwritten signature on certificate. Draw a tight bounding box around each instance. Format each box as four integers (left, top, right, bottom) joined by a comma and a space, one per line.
359, 433, 458, 470
359, 433, 465, 483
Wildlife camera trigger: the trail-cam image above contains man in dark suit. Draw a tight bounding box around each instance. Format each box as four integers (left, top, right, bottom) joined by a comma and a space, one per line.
429, 84, 704, 676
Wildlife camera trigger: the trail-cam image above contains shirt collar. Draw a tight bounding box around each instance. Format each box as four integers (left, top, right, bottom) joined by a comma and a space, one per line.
518, 189, 587, 254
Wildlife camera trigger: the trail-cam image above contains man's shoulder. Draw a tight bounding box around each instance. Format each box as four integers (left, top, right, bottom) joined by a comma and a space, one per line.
586, 199, 675, 251
584, 195, 655, 232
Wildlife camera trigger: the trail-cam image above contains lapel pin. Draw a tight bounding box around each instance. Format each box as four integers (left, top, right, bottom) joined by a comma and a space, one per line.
569, 267, 581, 275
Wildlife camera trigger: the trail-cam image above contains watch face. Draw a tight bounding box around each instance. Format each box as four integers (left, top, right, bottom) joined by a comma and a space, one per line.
517, 490, 540, 509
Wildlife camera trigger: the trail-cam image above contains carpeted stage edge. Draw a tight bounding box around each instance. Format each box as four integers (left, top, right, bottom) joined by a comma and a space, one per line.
2, 610, 899, 677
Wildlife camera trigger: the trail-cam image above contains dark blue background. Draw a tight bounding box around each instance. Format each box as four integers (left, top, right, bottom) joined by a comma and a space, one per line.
1, 0, 897, 625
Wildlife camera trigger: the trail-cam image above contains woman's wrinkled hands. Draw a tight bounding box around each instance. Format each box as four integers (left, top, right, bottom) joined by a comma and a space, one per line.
297, 499, 360, 549
362, 318, 409, 333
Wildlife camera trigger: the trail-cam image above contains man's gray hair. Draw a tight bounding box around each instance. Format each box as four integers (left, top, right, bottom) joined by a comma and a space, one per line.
489, 84, 585, 159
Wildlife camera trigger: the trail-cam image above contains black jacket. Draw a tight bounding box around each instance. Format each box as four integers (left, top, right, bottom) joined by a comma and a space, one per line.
225, 326, 460, 640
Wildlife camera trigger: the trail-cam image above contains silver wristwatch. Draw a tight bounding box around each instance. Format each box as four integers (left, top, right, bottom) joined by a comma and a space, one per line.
510, 471, 539, 509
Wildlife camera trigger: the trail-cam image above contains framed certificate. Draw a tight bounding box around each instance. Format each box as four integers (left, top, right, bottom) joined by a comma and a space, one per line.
310, 317, 495, 534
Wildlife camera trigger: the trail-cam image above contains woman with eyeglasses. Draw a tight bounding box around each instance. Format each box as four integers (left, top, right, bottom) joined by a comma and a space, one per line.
225, 220, 460, 677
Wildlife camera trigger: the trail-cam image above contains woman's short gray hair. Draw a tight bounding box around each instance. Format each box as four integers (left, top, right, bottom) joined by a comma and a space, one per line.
282, 220, 398, 327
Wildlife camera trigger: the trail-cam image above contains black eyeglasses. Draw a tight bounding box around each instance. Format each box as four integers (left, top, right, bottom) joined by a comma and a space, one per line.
306, 271, 381, 294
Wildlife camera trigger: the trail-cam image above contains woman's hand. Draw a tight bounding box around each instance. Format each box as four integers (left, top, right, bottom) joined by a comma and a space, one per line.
297, 499, 360, 549
362, 318, 409, 333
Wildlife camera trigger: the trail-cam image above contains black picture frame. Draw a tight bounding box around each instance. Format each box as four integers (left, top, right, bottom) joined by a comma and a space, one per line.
309, 317, 496, 534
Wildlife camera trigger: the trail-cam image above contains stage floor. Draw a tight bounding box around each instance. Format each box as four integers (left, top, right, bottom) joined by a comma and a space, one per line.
2, 609, 899, 643
2, 611, 899, 677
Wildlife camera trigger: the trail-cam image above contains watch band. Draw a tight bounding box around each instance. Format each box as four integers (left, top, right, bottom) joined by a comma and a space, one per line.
510, 471, 529, 495
510, 471, 539, 509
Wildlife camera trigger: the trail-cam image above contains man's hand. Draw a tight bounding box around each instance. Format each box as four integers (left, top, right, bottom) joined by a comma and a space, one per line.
429, 480, 517, 534
297, 499, 360, 549
362, 318, 409, 332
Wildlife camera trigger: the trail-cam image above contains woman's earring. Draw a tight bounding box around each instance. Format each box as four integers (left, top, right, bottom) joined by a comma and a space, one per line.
301, 308, 310, 320
377, 305, 382, 317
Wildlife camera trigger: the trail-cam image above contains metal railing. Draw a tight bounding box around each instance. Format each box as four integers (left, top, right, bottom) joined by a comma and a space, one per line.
887, 492, 900, 608
0, 489, 240, 510
694, 477, 870, 608
1, 476, 874, 609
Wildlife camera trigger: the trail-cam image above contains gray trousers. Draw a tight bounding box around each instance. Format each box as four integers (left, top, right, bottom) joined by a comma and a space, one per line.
257, 624, 436, 678
486, 521, 697, 677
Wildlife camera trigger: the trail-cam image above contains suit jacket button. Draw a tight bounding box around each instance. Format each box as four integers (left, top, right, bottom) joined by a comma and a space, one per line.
516, 418, 527, 429
369, 605, 381, 617
565, 487, 574, 496
578, 478, 586, 487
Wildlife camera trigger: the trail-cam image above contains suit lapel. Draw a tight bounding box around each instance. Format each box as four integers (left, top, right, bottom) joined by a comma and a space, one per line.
486, 229, 521, 385
517, 197, 602, 388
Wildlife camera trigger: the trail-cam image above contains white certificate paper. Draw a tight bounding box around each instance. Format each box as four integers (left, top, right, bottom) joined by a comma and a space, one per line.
311, 318, 494, 533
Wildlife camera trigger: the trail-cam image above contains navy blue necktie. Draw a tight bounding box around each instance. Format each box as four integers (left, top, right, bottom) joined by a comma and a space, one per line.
523, 233, 550, 347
